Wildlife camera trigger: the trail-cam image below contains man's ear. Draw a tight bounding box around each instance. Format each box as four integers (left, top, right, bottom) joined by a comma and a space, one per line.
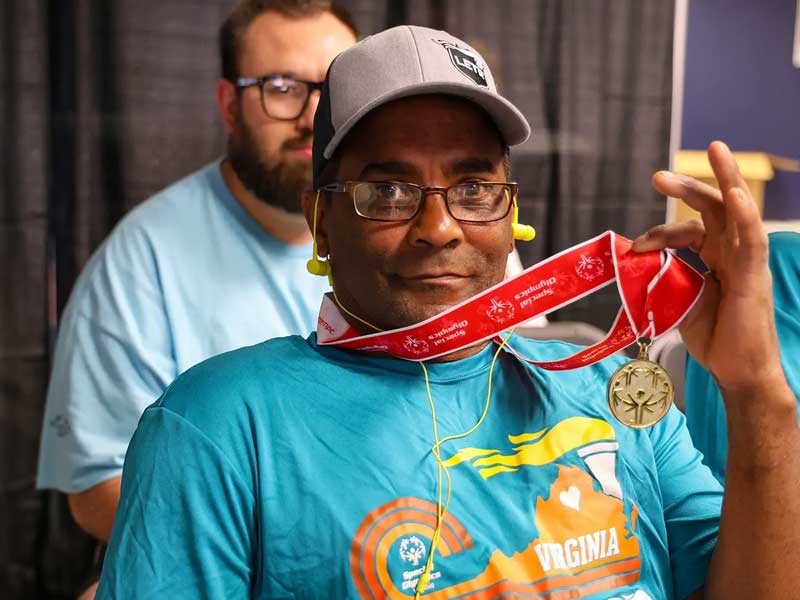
302, 190, 331, 257
215, 79, 238, 134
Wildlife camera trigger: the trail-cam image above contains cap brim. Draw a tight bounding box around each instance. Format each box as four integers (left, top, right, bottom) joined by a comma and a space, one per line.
322, 81, 531, 159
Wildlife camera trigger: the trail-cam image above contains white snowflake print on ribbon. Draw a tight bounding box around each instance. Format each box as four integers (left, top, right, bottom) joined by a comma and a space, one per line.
403, 336, 429, 355
486, 297, 515, 324
575, 253, 605, 281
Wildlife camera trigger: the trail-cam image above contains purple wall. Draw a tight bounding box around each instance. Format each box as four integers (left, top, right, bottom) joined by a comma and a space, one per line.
681, 0, 800, 217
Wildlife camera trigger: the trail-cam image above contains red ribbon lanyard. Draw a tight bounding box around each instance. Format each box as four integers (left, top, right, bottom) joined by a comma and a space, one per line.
316, 231, 704, 368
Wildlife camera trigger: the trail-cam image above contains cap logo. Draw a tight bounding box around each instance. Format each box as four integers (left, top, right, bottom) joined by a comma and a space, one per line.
433, 39, 488, 88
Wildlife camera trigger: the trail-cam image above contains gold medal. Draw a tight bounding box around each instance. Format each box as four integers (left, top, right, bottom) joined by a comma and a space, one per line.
607, 338, 674, 429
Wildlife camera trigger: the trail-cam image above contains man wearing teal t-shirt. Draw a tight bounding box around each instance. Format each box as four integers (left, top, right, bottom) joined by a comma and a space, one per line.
98, 26, 800, 599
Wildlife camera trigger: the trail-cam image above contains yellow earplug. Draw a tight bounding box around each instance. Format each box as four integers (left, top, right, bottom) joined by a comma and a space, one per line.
511, 202, 536, 241
306, 257, 331, 277
512, 222, 536, 241
307, 190, 332, 277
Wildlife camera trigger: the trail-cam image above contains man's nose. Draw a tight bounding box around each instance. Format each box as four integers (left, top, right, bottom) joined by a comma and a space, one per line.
407, 191, 464, 249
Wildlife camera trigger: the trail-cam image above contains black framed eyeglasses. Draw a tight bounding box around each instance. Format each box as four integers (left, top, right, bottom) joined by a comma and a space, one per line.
235, 74, 324, 121
320, 181, 517, 223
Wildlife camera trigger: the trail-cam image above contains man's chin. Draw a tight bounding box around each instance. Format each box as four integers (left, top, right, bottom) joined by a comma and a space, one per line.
396, 280, 488, 309
386, 295, 475, 328
351, 277, 502, 330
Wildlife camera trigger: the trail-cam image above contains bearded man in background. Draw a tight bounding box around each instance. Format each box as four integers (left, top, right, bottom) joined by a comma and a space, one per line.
36, 0, 357, 552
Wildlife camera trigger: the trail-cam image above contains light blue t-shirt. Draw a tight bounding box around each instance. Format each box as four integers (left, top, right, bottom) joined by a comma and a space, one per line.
684, 232, 800, 484
37, 162, 331, 493
97, 334, 722, 600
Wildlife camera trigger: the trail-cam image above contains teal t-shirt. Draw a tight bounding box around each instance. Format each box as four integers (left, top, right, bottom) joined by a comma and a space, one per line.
97, 334, 721, 599
684, 232, 800, 483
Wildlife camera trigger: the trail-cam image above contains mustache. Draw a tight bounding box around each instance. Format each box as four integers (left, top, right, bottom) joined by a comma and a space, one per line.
282, 132, 313, 151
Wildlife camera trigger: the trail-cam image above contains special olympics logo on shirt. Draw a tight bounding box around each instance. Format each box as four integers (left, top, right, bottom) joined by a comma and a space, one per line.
486, 297, 515, 324
575, 254, 605, 281
403, 336, 429, 355
399, 536, 427, 566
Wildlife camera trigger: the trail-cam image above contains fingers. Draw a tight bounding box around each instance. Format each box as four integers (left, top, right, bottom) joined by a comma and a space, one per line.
632, 219, 705, 252
652, 170, 726, 240
708, 140, 749, 196
705, 141, 768, 263
652, 170, 723, 212
727, 186, 764, 246
647, 142, 766, 260
726, 186, 768, 265
652, 142, 753, 218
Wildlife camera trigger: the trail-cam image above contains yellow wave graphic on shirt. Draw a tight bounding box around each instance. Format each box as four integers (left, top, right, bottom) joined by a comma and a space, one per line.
443, 416, 616, 478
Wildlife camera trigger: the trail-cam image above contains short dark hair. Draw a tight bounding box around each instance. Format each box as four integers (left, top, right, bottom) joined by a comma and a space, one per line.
219, 0, 359, 82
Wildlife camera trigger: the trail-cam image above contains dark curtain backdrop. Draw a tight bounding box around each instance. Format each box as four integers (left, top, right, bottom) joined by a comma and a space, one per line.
2, 3, 51, 598
0, 1, 674, 596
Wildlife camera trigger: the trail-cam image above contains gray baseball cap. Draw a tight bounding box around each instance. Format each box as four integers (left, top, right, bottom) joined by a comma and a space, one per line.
312, 25, 531, 189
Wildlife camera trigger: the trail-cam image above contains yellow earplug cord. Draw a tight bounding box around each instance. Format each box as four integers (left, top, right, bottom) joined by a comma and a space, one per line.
312, 189, 517, 597
328, 273, 513, 598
